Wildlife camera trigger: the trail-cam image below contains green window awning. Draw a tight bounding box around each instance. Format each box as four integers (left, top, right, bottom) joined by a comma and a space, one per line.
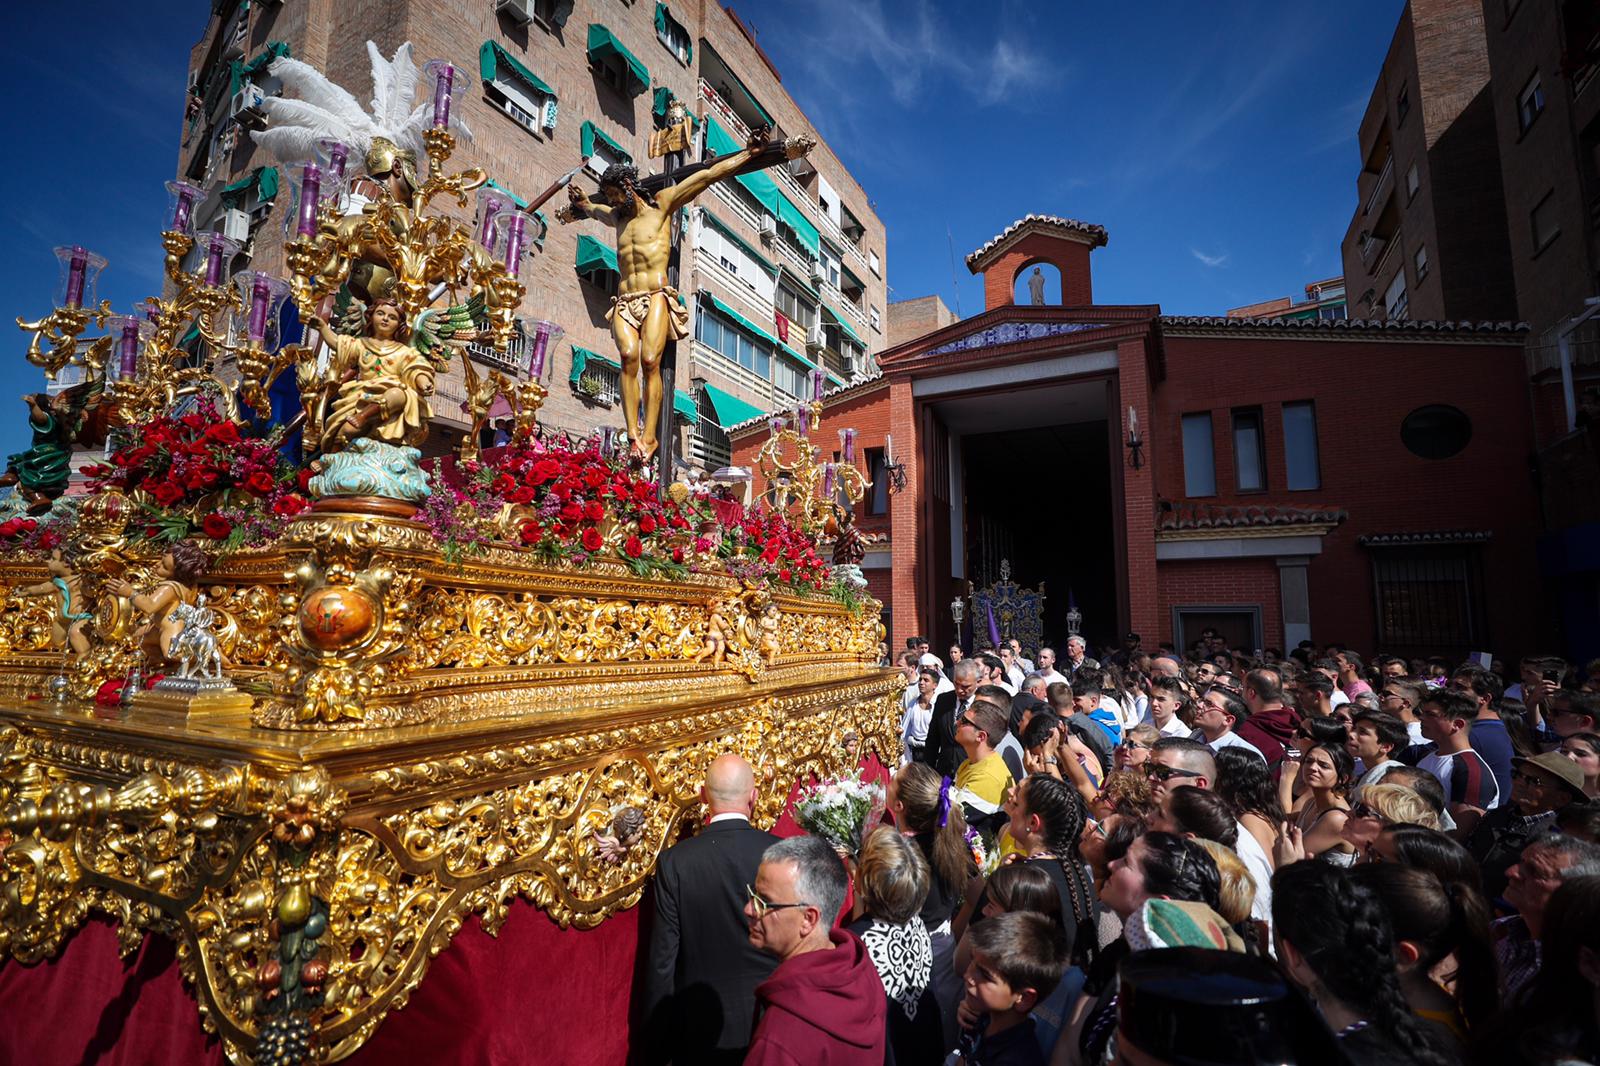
220, 166, 279, 204
781, 346, 818, 372
673, 388, 698, 422
479, 40, 556, 98
778, 266, 822, 302
704, 115, 780, 217
702, 382, 765, 429
575, 234, 619, 276
587, 23, 649, 96
568, 344, 622, 385
704, 293, 779, 349
654, 4, 693, 63
775, 192, 819, 257
701, 210, 777, 276
651, 85, 698, 130
841, 263, 866, 292
823, 303, 865, 348
580, 120, 632, 165
231, 40, 290, 95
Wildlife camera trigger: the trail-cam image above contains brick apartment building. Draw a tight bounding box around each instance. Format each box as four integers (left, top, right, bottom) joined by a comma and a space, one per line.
1226, 277, 1347, 321
732, 216, 1541, 663
1340, 0, 1518, 325
178, 0, 887, 463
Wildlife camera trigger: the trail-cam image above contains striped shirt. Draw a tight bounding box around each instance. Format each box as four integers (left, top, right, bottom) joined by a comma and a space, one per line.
1418, 746, 1501, 811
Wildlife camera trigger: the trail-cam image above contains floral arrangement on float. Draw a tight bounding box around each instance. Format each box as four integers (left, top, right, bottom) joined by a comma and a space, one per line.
793, 769, 887, 857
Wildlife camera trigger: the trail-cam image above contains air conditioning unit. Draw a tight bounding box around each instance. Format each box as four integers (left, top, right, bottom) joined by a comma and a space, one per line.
230, 84, 266, 126
758, 216, 777, 243
496, 0, 534, 24
805, 324, 826, 351
808, 261, 825, 284
220, 207, 251, 242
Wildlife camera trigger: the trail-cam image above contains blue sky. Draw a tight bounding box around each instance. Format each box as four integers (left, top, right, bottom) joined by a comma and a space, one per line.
0, 0, 1402, 457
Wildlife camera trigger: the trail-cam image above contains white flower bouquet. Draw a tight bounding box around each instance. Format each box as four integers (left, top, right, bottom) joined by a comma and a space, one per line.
793, 771, 886, 857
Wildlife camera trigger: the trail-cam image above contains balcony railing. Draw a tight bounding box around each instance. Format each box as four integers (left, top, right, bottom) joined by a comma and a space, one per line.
691, 340, 780, 413
466, 326, 528, 376
1364, 153, 1395, 218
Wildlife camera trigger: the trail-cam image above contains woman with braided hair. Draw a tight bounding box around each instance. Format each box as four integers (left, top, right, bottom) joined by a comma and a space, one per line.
1001, 776, 1101, 969
1272, 860, 1456, 1066
1350, 863, 1496, 1046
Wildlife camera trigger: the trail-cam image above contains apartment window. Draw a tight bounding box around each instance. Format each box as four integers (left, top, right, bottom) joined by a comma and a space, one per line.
1181, 413, 1216, 497
1232, 408, 1267, 493
655, 4, 692, 65
694, 307, 772, 378
772, 356, 807, 400
870, 305, 882, 332
865, 448, 889, 515
1282, 401, 1321, 490
1405, 162, 1419, 201
1531, 190, 1560, 252
696, 221, 776, 301
1319, 303, 1348, 320
819, 242, 842, 289
774, 280, 817, 332
1414, 244, 1429, 282
1385, 271, 1409, 320
869, 249, 881, 277
1396, 83, 1410, 125
1518, 73, 1545, 134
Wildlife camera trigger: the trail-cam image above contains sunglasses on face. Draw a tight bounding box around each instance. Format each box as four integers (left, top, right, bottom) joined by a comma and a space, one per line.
746, 884, 808, 920
1512, 771, 1552, 788
958, 715, 979, 730
1350, 801, 1388, 822
1144, 763, 1205, 782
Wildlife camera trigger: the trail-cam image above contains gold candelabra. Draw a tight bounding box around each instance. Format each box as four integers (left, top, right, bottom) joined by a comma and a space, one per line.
755, 387, 869, 535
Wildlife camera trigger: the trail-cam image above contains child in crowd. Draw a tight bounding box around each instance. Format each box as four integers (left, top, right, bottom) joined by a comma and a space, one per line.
956, 911, 1068, 1066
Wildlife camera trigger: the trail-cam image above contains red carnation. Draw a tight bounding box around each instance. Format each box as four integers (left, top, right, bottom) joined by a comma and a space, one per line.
581, 527, 604, 552
633, 482, 653, 501
779, 568, 792, 582
201, 514, 232, 540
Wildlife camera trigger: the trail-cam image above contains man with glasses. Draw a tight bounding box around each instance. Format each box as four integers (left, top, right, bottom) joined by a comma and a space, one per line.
645, 754, 779, 1063
1379, 679, 1427, 746
1466, 750, 1589, 899
1146, 737, 1274, 930
952, 700, 1015, 818
1190, 686, 1270, 764
921, 658, 982, 777
1495, 834, 1600, 999
744, 835, 886, 1064
1545, 691, 1600, 747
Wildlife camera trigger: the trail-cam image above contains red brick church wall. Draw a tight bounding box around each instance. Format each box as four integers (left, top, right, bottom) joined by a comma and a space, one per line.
981, 233, 1095, 311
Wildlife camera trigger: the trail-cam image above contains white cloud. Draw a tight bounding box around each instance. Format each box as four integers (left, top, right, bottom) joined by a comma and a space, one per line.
1191, 248, 1229, 268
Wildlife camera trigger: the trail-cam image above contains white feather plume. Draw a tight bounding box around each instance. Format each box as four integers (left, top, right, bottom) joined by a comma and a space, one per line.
250, 42, 463, 163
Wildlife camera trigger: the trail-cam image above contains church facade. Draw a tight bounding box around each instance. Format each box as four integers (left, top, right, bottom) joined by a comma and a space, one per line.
730, 215, 1542, 662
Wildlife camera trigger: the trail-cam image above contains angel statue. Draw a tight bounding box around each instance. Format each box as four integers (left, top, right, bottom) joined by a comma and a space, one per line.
0, 382, 110, 514
304, 298, 437, 453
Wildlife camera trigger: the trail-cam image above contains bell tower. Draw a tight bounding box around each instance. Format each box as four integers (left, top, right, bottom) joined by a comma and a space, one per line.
965, 214, 1109, 312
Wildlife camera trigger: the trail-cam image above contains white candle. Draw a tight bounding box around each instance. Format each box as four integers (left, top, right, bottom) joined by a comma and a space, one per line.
885, 433, 892, 463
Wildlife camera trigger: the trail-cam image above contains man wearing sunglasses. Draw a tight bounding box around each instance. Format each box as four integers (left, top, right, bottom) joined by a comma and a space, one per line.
744, 835, 886, 1064
1378, 679, 1427, 746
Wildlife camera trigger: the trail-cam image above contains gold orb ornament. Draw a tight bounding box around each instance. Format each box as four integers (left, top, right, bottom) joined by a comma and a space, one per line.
298, 586, 377, 650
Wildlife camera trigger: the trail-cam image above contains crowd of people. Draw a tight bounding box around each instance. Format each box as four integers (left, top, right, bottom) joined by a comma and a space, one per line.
643, 632, 1600, 1065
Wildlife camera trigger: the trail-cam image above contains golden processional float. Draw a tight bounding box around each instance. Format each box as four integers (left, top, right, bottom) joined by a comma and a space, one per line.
0, 44, 891, 1065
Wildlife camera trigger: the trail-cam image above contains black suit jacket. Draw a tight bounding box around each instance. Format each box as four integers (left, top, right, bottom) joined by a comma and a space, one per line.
644, 816, 780, 1062
921, 691, 970, 778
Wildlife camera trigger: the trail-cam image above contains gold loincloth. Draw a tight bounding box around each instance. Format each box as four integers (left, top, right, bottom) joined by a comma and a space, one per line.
607, 287, 690, 340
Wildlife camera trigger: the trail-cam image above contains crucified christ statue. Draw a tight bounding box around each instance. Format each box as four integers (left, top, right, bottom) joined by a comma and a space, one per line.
562, 125, 814, 462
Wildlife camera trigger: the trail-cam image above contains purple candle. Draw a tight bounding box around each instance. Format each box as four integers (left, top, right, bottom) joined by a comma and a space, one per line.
822, 463, 835, 499
793, 404, 811, 435
296, 162, 322, 238
203, 235, 228, 287
811, 368, 826, 402
64, 247, 87, 308
431, 63, 456, 129
839, 428, 857, 463
769, 415, 786, 437
142, 301, 160, 323
530, 320, 551, 377
172, 187, 198, 233
118, 319, 140, 378
247, 275, 272, 342
479, 194, 505, 247
322, 141, 349, 194
503, 212, 527, 278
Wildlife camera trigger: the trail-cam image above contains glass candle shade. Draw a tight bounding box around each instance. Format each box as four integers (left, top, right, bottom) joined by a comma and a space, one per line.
425, 60, 459, 130
811, 368, 827, 402
200, 232, 241, 288
792, 404, 811, 436
104, 315, 153, 381
839, 428, 857, 463
234, 271, 291, 345
164, 180, 204, 235
54, 245, 106, 309
316, 139, 349, 201
526, 319, 562, 378
295, 162, 323, 238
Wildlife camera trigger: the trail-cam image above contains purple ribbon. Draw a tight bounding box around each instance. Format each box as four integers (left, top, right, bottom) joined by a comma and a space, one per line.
936, 775, 953, 828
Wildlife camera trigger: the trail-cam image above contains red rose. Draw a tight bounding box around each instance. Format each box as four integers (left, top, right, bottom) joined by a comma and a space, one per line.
493, 473, 516, 495
584, 500, 605, 522
519, 521, 542, 545
633, 482, 653, 501
671, 547, 684, 563
581, 527, 604, 552
297, 468, 315, 491
624, 535, 643, 558
638, 515, 657, 534
244, 470, 276, 496
0, 520, 20, 538
272, 494, 309, 516
531, 459, 561, 485
560, 502, 582, 523
779, 568, 792, 582
151, 481, 185, 507
204, 422, 241, 445
201, 514, 232, 540
584, 468, 607, 489
509, 486, 536, 505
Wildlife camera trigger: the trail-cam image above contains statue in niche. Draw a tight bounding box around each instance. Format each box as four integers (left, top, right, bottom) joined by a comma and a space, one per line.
1028, 267, 1046, 306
